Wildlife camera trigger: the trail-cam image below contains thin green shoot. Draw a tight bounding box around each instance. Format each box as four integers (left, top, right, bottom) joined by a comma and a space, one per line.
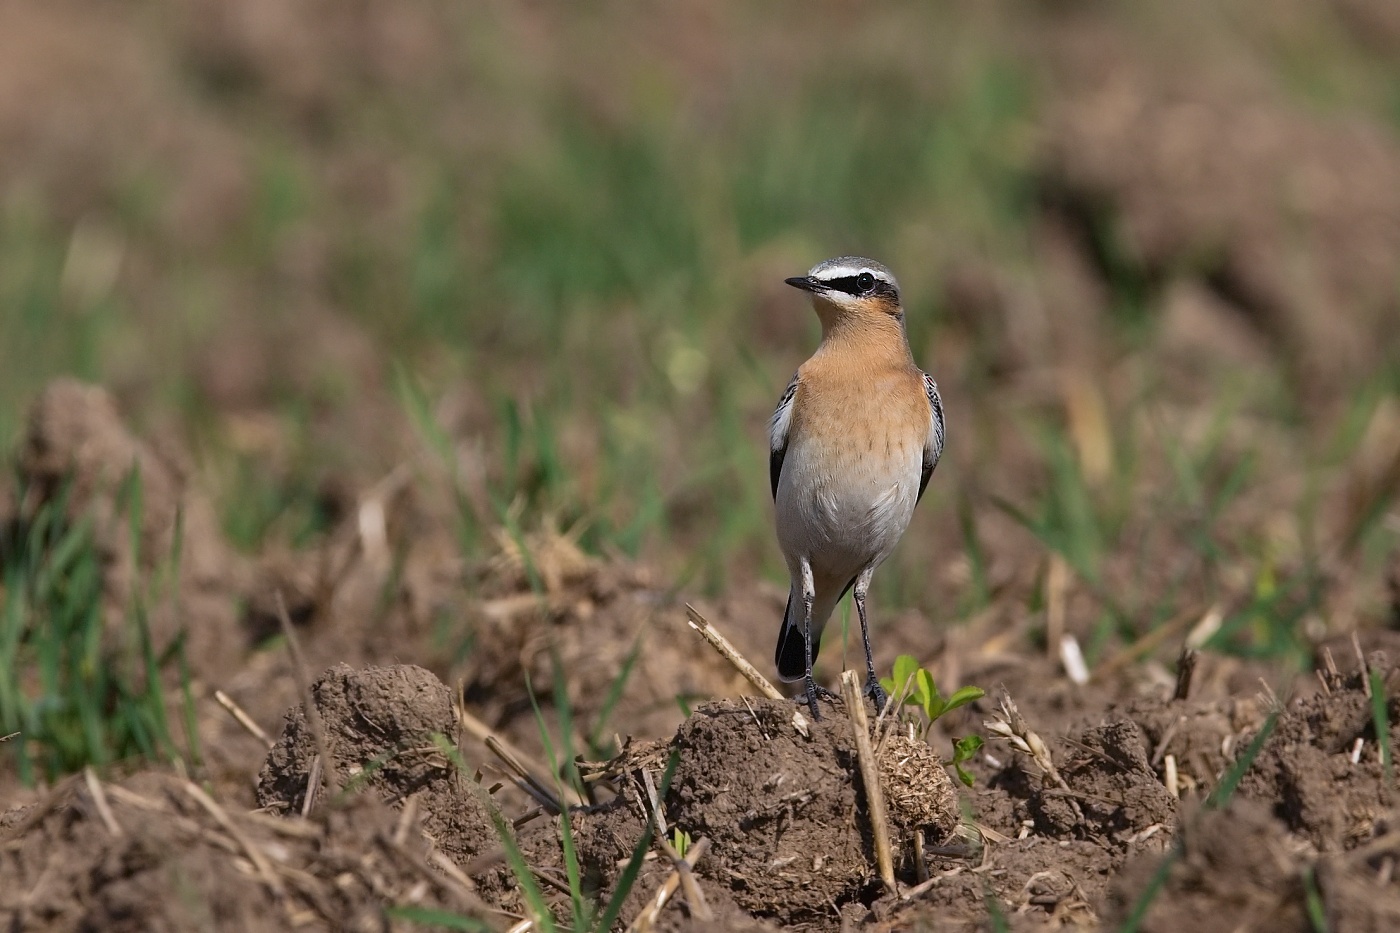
1206, 710, 1278, 809
525, 667, 587, 930
383, 905, 493, 931
593, 747, 681, 933
1302, 866, 1329, 933
1117, 845, 1178, 933
434, 734, 556, 933
392, 363, 482, 548
957, 493, 991, 614
334, 747, 397, 800
985, 891, 1012, 933
1124, 708, 1280, 930
1370, 667, 1393, 788
586, 635, 643, 759
167, 505, 202, 768
176, 636, 202, 768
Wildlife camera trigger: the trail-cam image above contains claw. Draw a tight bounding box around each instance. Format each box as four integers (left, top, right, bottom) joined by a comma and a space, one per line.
865, 675, 889, 715
802, 677, 836, 720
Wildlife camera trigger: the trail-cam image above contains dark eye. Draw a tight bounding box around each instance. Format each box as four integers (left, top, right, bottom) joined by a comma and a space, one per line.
856, 271, 876, 293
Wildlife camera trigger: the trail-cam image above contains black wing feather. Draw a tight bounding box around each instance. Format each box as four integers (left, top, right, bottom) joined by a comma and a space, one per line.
918, 371, 945, 504
769, 374, 798, 500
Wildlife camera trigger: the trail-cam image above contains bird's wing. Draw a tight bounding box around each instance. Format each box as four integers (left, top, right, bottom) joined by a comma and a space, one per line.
918, 371, 945, 503
770, 372, 799, 500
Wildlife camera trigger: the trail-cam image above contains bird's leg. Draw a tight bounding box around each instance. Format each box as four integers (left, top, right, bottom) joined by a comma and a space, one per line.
799, 558, 830, 719
853, 567, 887, 713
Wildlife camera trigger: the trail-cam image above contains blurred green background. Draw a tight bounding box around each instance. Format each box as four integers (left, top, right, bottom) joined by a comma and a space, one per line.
5, 0, 1400, 677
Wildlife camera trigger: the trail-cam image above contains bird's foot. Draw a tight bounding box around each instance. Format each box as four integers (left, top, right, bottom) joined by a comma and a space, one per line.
801, 678, 837, 720
864, 675, 889, 715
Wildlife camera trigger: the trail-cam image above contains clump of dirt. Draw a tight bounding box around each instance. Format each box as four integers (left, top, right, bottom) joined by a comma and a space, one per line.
662, 698, 959, 925
1237, 660, 1398, 852
1104, 659, 1400, 932
1315, 848, 1400, 932
1106, 798, 1309, 932
887, 694, 1185, 930
990, 711, 1178, 847
7, 379, 248, 669
0, 770, 499, 932
1109, 793, 1400, 933
256, 663, 501, 873
1116, 692, 1266, 799
512, 784, 780, 931
1026, 720, 1177, 842
887, 838, 1111, 931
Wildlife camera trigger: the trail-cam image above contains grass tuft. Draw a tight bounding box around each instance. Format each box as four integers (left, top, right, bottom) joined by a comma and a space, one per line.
0, 476, 195, 782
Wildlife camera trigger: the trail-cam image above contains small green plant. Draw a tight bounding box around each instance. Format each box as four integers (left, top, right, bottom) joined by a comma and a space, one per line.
879, 654, 986, 787
670, 827, 693, 858
950, 735, 985, 789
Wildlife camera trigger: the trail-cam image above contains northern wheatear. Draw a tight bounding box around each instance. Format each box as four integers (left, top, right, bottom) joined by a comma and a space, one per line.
770, 256, 945, 718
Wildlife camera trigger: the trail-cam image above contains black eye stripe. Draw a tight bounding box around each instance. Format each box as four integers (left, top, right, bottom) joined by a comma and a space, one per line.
818, 275, 897, 299
822, 275, 872, 294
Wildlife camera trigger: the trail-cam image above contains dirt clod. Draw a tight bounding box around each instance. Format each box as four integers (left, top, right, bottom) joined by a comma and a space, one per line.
256, 663, 499, 870
0, 772, 498, 933
879, 733, 959, 843
1107, 798, 1307, 932
1238, 664, 1398, 852
664, 698, 959, 925
1030, 720, 1177, 842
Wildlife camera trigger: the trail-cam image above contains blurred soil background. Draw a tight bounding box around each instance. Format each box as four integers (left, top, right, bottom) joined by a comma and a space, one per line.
6, 0, 1400, 929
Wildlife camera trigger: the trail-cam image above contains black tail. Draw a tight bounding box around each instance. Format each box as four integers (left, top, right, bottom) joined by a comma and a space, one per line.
775, 592, 816, 682
775, 576, 859, 683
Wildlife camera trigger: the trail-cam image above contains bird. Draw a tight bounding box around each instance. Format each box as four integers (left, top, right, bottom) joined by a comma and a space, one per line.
769, 256, 945, 720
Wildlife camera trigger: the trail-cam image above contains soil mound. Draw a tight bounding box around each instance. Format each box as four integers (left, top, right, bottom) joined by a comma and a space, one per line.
0, 771, 498, 932
1238, 661, 1398, 851
256, 663, 500, 871
665, 698, 959, 925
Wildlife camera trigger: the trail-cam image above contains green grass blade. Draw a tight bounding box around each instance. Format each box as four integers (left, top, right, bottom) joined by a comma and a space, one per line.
587, 635, 643, 758
593, 747, 680, 933
1206, 710, 1278, 809
1117, 846, 1179, 933
384, 905, 493, 931
1371, 668, 1392, 788
434, 734, 556, 933
1302, 866, 1329, 933
527, 666, 588, 928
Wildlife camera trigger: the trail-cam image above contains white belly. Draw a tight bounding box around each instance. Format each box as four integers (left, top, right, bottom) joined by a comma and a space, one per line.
774, 434, 921, 579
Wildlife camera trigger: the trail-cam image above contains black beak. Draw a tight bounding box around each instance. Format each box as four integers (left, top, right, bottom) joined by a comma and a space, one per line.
785, 275, 820, 292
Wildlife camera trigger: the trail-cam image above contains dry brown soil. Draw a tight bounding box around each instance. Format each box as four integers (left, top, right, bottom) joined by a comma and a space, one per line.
8, 1, 1400, 930
4, 381, 1400, 930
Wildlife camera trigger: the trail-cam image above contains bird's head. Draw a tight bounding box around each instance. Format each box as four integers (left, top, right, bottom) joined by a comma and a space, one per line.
785, 256, 903, 333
